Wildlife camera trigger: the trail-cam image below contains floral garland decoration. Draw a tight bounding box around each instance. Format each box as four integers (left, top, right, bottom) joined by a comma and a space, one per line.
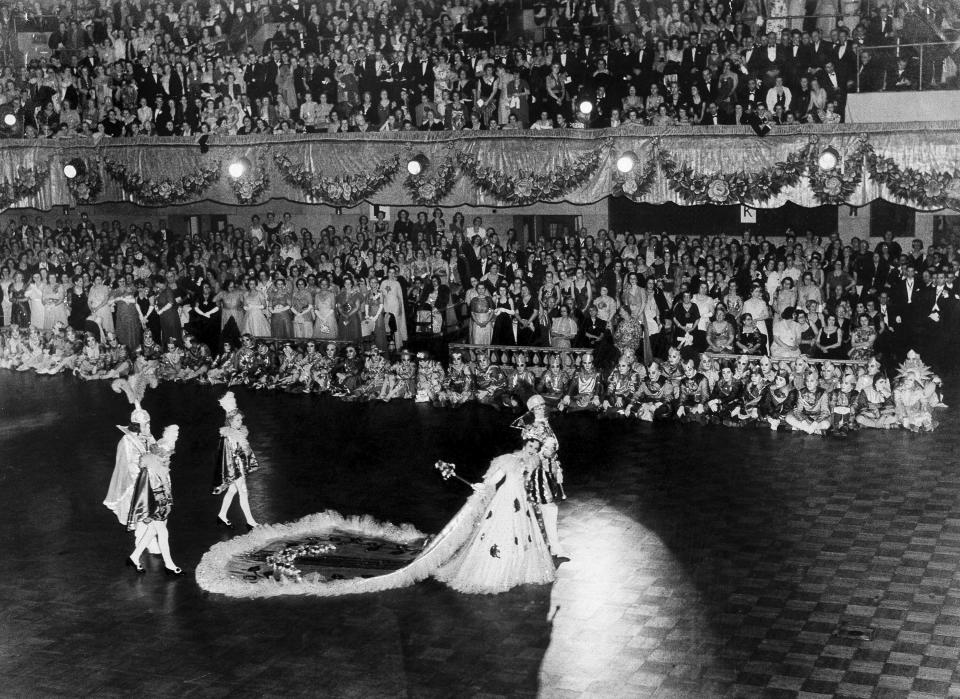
64, 157, 103, 204
405, 153, 459, 206
657, 142, 813, 206
457, 140, 610, 206
273, 152, 401, 207
612, 155, 658, 200
805, 134, 869, 206
0, 162, 50, 211
864, 141, 960, 209
102, 157, 220, 206
266, 542, 337, 581
231, 151, 269, 204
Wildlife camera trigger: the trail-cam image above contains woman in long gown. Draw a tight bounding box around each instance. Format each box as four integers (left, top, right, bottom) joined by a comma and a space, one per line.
10, 272, 30, 328
291, 279, 314, 339
44, 275, 70, 330
68, 278, 89, 331
432, 438, 556, 594
241, 280, 271, 337
336, 276, 362, 344
312, 278, 338, 340
192, 283, 222, 352
88, 273, 115, 336
491, 284, 516, 345
268, 278, 293, 338
218, 280, 245, 334
362, 280, 389, 352
26, 272, 45, 330
114, 282, 142, 350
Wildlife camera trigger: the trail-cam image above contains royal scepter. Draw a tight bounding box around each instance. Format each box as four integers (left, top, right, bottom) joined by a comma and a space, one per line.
434, 460, 474, 488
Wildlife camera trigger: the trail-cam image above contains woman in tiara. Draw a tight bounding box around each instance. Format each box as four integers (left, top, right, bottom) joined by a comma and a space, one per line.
213, 392, 260, 530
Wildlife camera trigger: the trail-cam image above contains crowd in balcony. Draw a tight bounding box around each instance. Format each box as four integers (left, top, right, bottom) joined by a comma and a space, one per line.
0, 208, 955, 434
0, 0, 957, 139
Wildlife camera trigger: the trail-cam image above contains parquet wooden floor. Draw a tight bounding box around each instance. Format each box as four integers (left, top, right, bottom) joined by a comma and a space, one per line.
1, 370, 959, 698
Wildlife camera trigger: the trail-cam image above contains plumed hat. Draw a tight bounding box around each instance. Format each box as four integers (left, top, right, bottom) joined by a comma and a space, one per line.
218, 391, 240, 419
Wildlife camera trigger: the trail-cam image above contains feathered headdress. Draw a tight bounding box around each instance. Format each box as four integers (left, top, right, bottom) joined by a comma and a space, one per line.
157, 424, 180, 454
111, 370, 158, 425
896, 350, 933, 387
218, 391, 240, 419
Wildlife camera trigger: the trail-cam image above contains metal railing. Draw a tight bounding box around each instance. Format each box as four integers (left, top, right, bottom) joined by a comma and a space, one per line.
704, 352, 869, 369
853, 39, 960, 92
449, 343, 592, 372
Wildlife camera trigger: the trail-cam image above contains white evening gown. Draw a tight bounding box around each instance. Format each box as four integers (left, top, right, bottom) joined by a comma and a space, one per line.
432, 453, 556, 594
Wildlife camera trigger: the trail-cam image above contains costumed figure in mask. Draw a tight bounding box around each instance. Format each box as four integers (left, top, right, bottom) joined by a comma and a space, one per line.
381, 349, 419, 401
439, 350, 474, 406
634, 360, 675, 422
501, 352, 537, 411
535, 353, 569, 410
602, 352, 640, 417
893, 350, 945, 432
214, 392, 260, 530
474, 352, 507, 408
126, 425, 183, 575
785, 370, 832, 435
559, 351, 601, 413
415, 352, 446, 404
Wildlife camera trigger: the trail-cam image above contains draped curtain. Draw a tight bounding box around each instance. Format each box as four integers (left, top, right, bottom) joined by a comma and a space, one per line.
2, 121, 959, 211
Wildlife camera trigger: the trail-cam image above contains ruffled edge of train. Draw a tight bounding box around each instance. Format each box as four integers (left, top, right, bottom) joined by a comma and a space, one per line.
194, 509, 429, 598
194, 495, 493, 598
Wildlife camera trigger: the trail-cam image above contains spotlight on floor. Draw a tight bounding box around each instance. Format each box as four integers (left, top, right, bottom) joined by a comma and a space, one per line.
818, 147, 839, 171
407, 154, 429, 176
3, 113, 15, 127
63, 158, 86, 179
228, 157, 251, 179
578, 99, 594, 115
616, 151, 637, 174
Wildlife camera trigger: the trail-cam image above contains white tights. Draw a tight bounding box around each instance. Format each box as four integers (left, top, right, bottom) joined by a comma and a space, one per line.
218, 477, 258, 526
540, 503, 564, 556
135, 521, 162, 555
131, 520, 178, 571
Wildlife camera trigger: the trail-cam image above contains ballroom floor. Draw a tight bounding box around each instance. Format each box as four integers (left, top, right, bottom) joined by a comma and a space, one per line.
1, 370, 960, 698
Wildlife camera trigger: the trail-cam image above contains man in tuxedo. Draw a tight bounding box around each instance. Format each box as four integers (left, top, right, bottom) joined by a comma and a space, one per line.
740, 36, 760, 77
354, 47, 378, 98
819, 61, 846, 120
556, 40, 581, 86
683, 34, 706, 74
783, 31, 811, 88
808, 30, 832, 73
855, 48, 886, 91
757, 32, 785, 90
390, 53, 414, 102
869, 4, 897, 46
832, 29, 857, 88
919, 269, 957, 370
739, 77, 762, 107
891, 262, 924, 359
413, 48, 434, 103
701, 102, 729, 125
887, 57, 915, 91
